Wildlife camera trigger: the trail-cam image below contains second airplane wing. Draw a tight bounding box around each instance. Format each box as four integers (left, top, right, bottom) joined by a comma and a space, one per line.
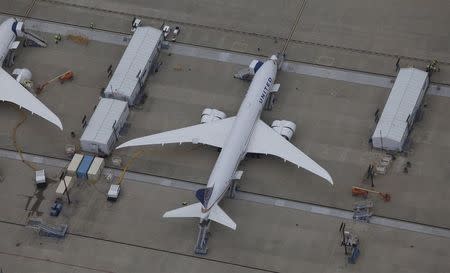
246, 119, 333, 184
0, 67, 62, 130
117, 117, 236, 149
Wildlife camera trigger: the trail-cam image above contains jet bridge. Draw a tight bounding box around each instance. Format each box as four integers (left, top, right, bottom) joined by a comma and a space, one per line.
22, 30, 48, 48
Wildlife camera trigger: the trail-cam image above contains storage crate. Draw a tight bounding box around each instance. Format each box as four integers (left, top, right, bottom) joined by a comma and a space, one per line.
88, 157, 105, 181
67, 154, 84, 176
76, 155, 94, 179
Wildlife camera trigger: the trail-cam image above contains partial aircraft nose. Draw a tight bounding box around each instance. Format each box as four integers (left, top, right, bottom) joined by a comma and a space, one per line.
270, 55, 278, 61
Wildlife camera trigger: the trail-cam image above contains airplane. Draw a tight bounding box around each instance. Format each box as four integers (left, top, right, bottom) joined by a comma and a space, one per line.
117, 54, 333, 231
0, 18, 62, 130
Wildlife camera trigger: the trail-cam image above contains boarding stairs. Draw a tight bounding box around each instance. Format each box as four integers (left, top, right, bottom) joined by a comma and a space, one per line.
26, 218, 68, 238
194, 220, 210, 255
352, 200, 374, 222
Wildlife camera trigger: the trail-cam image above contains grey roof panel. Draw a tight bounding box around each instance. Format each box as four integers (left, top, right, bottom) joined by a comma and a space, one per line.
80, 98, 128, 145
373, 68, 428, 145
105, 27, 162, 99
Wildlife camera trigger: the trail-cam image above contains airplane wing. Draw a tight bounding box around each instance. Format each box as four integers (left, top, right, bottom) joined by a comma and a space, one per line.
0, 67, 63, 130
117, 117, 236, 149
246, 119, 333, 184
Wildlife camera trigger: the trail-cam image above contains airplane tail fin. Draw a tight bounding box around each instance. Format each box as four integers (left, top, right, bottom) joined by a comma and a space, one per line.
163, 202, 236, 230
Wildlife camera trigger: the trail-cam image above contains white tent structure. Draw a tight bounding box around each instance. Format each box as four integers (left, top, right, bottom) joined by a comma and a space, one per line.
104, 27, 162, 105
80, 98, 129, 155
372, 68, 429, 151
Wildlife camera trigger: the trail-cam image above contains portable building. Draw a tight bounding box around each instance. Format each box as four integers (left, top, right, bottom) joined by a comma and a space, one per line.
67, 154, 84, 176
372, 68, 429, 151
56, 176, 74, 198
80, 98, 129, 155
76, 155, 95, 179
104, 26, 163, 105
88, 157, 105, 181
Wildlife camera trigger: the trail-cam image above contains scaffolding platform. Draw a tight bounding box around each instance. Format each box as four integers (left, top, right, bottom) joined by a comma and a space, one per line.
353, 200, 374, 222
194, 220, 210, 255
27, 219, 68, 238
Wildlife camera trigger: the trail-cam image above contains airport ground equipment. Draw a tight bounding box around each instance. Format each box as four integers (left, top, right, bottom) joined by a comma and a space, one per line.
426, 60, 440, 77
87, 157, 105, 181
131, 17, 142, 32
50, 200, 63, 216
56, 176, 74, 199
36, 70, 74, 94
371, 68, 429, 151
352, 186, 391, 202
80, 98, 129, 155
107, 184, 120, 201
104, 26, 163, 105
27, 218, 67, 238
162, 25, 170, 39
67, 154, 84, 176
22, 30, 47, 48
352, 200, 374, 222
340, 223, 360, 264
170, 26, 180, 42
35, 169, 46, 188
195, 220, 210, 255
76, 155, 94, 179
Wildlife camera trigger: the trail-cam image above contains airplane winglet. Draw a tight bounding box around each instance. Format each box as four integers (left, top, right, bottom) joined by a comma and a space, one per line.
0, 68, 63, 130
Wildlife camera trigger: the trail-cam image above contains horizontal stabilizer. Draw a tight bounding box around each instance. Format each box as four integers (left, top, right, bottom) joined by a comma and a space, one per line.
117, 117, 236, 149
210, 205, 236, 230
247, 120, 333, 184
162, 202, 237, 230
163, 202, 202, 218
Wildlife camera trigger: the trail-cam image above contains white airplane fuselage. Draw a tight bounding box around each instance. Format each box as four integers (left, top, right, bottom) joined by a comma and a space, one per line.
0, 18, 18, 65
201, 56, 278, 219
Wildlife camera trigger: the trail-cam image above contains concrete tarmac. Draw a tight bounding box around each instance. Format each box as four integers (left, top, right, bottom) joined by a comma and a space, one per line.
1, 0, 449, 84
0, 2, 449, 271
0, 158, 449, 273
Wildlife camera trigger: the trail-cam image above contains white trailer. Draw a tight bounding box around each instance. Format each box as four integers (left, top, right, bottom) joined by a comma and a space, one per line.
372, 68, 429, 151
107, 184, 121, 201
56, 176, 74, 198
104, 26, 163, 105
88, 157, 105, 181
80, 98, 129, 155
67, 154, 83, 176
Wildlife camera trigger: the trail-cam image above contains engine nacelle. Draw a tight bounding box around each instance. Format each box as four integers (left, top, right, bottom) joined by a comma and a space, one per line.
271, 120, 297, 141
201, 108, 226, 124
249, 59, 264, 75
12, 68, 33, 89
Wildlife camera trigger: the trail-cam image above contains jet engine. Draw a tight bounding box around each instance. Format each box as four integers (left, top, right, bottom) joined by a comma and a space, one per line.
12, 68, 33, 89
200, 108, 226, 124
271, 120, 296, 141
